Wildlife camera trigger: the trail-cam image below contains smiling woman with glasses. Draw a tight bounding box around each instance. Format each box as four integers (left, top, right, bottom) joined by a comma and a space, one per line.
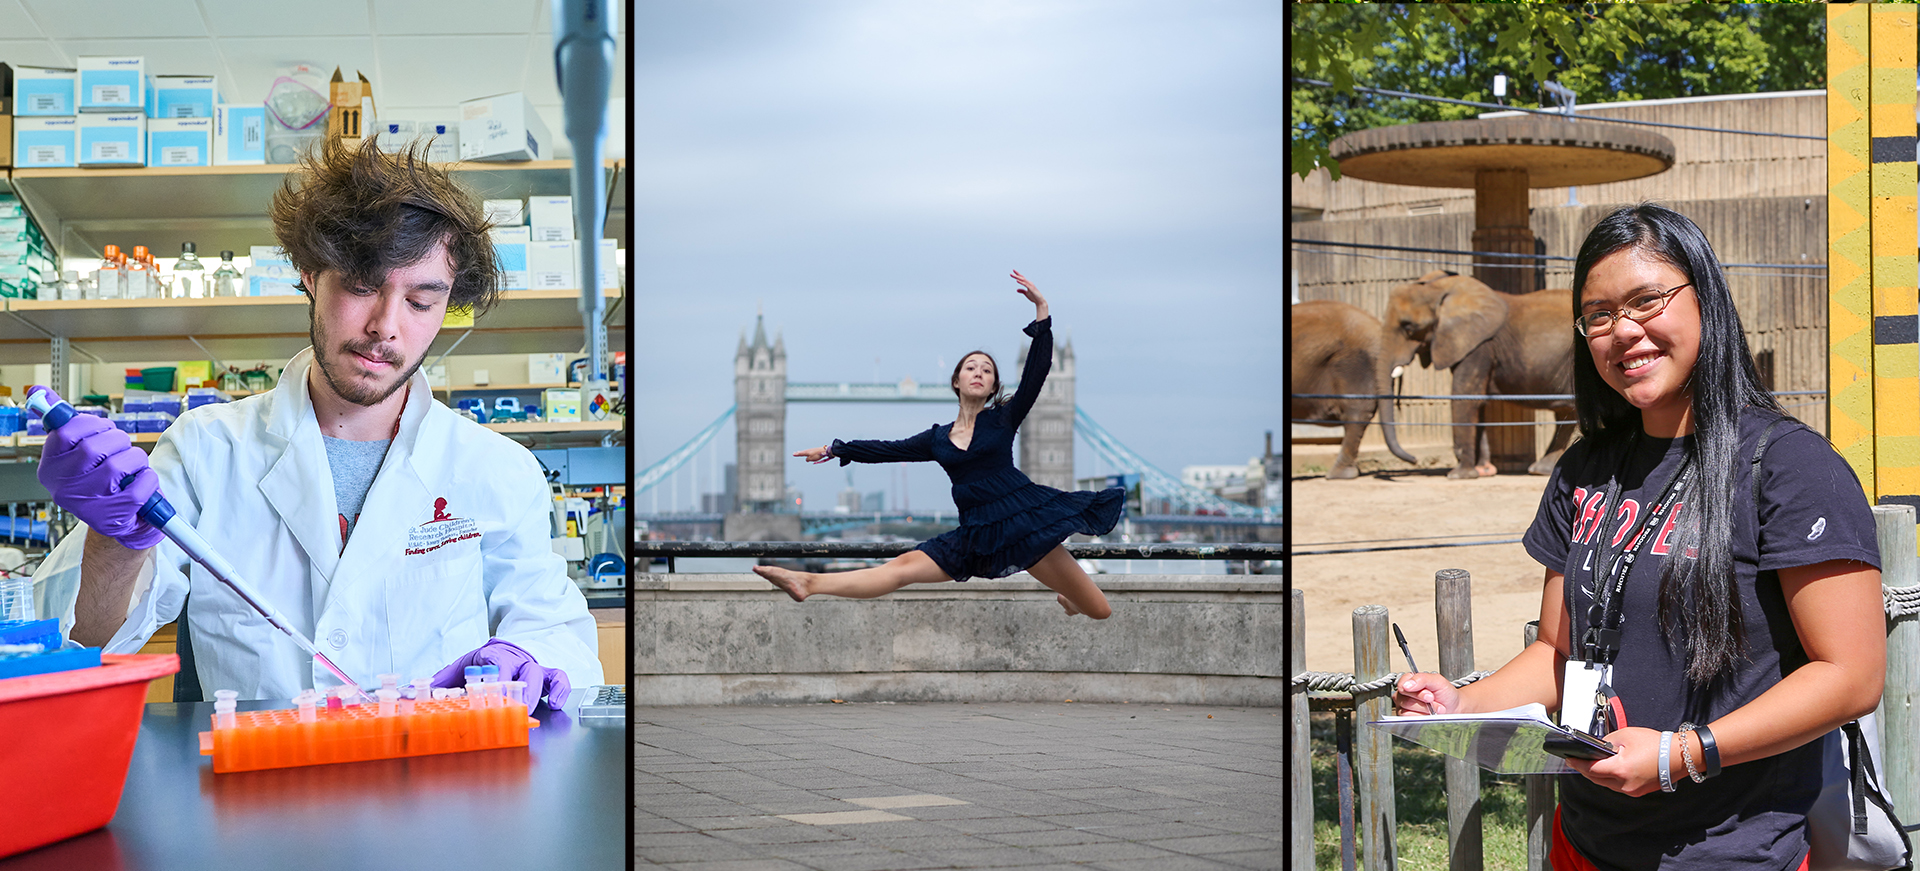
1392, 203, 1886, 871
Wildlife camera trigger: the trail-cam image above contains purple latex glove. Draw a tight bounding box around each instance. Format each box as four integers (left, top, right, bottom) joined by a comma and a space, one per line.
432, 639, 572, 711
36, 400, 165, 550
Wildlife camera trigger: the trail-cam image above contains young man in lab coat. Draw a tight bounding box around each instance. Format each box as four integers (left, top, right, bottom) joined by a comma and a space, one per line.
29, 138, 602, 706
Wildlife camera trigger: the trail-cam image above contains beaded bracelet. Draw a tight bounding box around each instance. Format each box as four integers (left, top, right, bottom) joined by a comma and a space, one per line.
1658, 730, 1676, 793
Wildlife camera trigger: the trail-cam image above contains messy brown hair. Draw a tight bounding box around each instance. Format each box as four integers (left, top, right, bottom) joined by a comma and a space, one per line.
269, 136, 499, 315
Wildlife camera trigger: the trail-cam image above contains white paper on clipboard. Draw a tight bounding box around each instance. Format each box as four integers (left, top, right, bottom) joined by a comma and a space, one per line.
1369, 702, 1607, 775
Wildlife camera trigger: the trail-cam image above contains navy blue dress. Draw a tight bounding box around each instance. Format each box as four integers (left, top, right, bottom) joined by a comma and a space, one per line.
830, 317, 1126, 581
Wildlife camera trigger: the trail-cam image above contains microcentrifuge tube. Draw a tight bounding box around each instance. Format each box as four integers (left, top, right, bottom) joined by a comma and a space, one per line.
213, 689, 238, 730
503, 680, 527, 708
464, 665, 484, 689
296, 690, 318, 723
376, 688, 399, 718
378, 673, 400, 693
409, 677, 431, 701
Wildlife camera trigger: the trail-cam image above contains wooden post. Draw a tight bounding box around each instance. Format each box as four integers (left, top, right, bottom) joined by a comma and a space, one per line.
1522, 619, 1554, 871
1873, 505, 1918, 817
1436, 569, 1483, 871
1292, 589, 1314, 867
1354, 604, 1397, 871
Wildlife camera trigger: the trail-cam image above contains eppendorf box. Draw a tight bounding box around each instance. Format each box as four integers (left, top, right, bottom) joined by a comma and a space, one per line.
15, 117, 78, 168
148, 117, 211, 167
78, 56, 145, 112
146, 75, 217, 119
78, 113, 144, 166
458, 92, 549, 162
214, 103, 266, 165
14, 66, 76, 116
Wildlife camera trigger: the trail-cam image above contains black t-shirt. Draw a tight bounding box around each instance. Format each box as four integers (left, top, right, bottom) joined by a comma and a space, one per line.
1523, 409, 1880, 871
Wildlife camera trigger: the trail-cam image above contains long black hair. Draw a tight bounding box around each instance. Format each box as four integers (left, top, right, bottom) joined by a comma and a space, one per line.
1569, 203, 1782, 687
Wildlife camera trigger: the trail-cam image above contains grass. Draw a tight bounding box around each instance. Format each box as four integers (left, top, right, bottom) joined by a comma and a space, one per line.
1309, 711, 1539, 870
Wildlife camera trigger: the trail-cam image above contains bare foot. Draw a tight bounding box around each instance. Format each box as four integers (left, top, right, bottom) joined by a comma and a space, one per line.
1058, 593, 1081, 616
1475, 463, 1498, 478
754, 564, 811, 602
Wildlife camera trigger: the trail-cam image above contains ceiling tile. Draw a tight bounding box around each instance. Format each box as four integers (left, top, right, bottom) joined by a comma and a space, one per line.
196, 0, 369, 38
0, 2, 46, 39
58, 37, 220, 78
0, 39, 66, 67
377, 35, 534, 108
17, 0, 205, 39
373, 0, 541, 36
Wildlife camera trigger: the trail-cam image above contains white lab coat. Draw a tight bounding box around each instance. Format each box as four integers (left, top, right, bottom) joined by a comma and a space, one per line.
32, 349, 603, 700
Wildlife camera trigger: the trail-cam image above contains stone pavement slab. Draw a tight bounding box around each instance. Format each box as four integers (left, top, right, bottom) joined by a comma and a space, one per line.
636, 702, 1279, 870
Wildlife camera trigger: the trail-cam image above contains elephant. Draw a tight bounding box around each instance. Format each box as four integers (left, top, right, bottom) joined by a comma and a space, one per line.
1378, 271, 1576, 479
1290, 300, 1387, 479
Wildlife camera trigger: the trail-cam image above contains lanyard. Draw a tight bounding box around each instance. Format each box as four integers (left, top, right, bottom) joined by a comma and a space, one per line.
1580, 442, 1693, 665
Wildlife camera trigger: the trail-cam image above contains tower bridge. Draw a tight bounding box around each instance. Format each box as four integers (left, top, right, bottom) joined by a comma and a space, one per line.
635, 314, 1275, 540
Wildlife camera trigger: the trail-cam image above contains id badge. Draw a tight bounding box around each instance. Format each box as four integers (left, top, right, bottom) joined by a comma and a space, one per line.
1560, 660, 1611, 737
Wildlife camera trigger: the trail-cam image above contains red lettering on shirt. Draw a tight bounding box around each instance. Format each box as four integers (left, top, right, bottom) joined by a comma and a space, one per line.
1651, 502, 1687, 556
1609, 499, 1641, 548
1572, 488, 1606, 544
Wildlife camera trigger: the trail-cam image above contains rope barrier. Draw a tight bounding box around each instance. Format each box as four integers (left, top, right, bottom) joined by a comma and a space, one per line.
1298, 586, 1920, 697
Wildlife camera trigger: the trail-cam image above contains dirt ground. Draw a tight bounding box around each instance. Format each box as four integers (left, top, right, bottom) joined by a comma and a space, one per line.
1292, 457, 1555, 678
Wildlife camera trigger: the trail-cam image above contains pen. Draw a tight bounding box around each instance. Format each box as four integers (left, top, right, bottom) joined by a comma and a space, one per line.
1393, 622, 1420, 675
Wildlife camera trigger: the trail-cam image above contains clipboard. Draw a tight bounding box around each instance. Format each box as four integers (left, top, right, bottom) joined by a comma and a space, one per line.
1368, 702, 1617, 774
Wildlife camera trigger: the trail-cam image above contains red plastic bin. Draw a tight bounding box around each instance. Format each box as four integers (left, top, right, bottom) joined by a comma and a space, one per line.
0, 653, 178, 860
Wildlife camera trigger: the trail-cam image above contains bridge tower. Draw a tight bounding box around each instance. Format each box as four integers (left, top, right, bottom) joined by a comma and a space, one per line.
733, 314, 787, 512
1017, 332, 1075, 490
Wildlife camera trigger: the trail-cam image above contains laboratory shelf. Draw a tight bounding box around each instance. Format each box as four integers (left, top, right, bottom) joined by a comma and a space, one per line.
4, 160, 626, 262
484, 420, 623, 434
0, 287, 624, 365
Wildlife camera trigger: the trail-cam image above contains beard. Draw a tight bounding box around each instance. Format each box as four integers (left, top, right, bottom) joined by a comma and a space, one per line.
309, 308, 427, 407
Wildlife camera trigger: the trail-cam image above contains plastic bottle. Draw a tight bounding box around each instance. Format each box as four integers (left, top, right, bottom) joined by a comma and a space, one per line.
127, 246, 152, 299
211, 250, 241, 298
173, 242, 205, 299
95, 245, 123, 300
0, 574, 32, 622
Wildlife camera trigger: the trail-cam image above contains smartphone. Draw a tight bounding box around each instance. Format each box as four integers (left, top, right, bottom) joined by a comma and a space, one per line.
1543, 730, 1617, 761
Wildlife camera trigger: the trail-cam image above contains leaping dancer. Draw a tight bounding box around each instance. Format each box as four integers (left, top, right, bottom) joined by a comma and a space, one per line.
753, 271, 1123, 619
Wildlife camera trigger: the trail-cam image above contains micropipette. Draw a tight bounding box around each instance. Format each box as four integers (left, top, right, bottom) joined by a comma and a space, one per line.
26, 387, 375, 704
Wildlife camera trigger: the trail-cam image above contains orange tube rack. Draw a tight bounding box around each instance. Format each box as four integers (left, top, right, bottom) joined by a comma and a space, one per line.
198, 697, 539, 773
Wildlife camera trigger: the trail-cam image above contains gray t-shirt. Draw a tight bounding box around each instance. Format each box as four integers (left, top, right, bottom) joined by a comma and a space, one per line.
323, 435, 391, 541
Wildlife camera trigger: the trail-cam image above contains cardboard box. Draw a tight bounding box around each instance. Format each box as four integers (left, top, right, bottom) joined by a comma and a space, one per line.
491, 226, 529, 290
78, 56, 144, 112
0, 115, 10, 168
15, 117, 77, 168
78, 113, 144, 166
146, 75, 217, 119
484, 199, 524, 226
326, 68, 375, 144
527, 240, 574, 290
458, 92, 549, 162
421, 121, 458, 162
14, 66, 76, 116
543, 387, 580, 422
213, 103, 266, 165
528, 352, 568, 385
246, 246, 299, 296
528, 195, 572, 242
147, 117, 211, 167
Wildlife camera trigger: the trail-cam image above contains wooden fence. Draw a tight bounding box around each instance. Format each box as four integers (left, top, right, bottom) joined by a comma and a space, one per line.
1289, 504, 1920, 870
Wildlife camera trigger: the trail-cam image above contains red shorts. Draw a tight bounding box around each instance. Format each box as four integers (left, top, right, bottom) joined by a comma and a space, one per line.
1551, 805, 1810, 871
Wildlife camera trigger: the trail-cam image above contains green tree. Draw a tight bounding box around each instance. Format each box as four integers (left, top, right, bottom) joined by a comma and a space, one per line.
1292, 3, 1827, 180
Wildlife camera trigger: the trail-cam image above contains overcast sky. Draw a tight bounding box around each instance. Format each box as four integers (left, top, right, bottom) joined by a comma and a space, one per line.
630, 0, 1282, 516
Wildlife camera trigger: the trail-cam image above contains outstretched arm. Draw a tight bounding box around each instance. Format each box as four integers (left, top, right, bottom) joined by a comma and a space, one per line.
1006, 271, 1053, 429
795, 426, 940, 466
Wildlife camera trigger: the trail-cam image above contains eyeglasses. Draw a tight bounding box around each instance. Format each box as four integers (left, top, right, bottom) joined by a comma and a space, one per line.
1574, 283, 1692, 338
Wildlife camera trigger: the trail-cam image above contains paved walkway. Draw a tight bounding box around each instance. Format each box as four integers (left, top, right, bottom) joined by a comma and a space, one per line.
635, 702, 1281, 870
